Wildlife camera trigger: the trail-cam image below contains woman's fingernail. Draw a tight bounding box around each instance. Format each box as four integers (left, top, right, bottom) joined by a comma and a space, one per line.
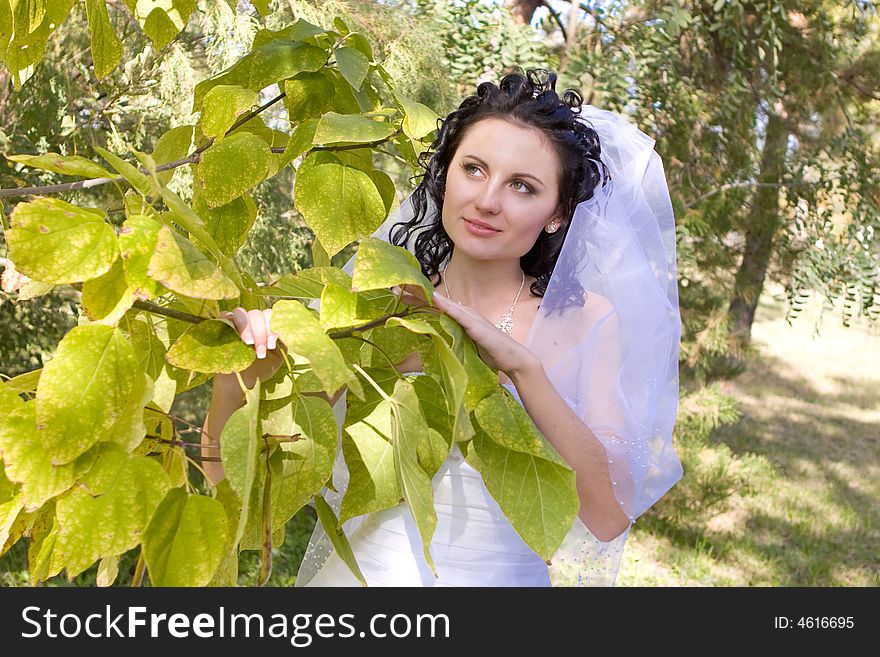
244, 337, 255, 345
256, 345, 266, 359
267, 336, 277, 350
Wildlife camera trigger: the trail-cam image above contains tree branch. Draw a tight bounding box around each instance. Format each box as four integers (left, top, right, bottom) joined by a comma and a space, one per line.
0, 91, 288, 199
683, 179, 826, 209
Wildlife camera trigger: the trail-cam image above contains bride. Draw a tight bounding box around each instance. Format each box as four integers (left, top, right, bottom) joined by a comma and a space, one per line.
201, 68, 683, 587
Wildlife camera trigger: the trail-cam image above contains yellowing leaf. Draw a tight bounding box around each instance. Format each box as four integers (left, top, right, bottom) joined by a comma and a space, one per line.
6, 152, 112, 179
195, 133, 271, 208
293, 151, 386, 257
7, 197, 119, 285
85, 0, 123, 79
148, 225, 239, 300
36, 325, 152, 465
54, 444, 171, 578
143, 488, 229, 587
166, 319, 255, 374
199, 85, 258, 140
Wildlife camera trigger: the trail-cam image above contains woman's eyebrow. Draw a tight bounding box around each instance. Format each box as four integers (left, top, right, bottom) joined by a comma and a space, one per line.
461, 154, 545, 188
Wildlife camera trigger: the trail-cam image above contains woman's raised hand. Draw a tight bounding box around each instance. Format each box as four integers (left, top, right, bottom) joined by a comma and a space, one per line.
214, 307, 284, 393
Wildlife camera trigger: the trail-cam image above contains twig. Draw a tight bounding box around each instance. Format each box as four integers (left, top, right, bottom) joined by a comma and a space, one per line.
0, 92, 289, 199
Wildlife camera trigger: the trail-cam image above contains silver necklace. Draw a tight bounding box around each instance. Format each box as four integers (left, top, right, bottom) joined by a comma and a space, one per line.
442, 266, 525, 335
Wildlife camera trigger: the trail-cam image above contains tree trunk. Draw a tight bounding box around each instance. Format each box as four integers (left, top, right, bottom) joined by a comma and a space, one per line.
728, 109, 790, 349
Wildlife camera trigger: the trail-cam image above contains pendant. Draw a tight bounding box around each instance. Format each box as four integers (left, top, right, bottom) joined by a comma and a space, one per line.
494, 312, 514, 334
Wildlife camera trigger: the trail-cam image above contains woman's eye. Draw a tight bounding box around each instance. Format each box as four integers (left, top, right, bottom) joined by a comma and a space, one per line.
462, 163, 533, 194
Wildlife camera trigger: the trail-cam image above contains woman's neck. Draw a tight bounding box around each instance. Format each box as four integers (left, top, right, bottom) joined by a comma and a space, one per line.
441, 252, 527, 309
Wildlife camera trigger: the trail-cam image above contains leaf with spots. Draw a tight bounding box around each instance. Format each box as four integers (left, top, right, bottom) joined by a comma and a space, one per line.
293, 151, 386, 257
6, 152, 112, 179
54, 444, 171, 578
0, 387, 99, 511
166, 319, 255, 374
35, 325, 152, 465
119, 214, 165, 300
81, 257, 134, 325
143, 488, 229, 587
148, 225, 239, 300
6, 197, 119, 284
199, 85, 258, 141
195, 132, 271, 208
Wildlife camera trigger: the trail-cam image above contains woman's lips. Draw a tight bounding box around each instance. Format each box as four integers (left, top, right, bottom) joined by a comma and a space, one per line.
463, 218, 501, 235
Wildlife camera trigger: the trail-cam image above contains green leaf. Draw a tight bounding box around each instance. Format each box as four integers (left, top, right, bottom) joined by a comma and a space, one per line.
270, 299, 359, 398
85, 0, 123, 79
166, 319, 255, 374
318, 283, 397, 330
152, 125, 194, 185
119, 214, 164, 300
219, 380, 260, 548
260, 266, 351, 298
195, 132, 271, 208
54, 444, 171, 578
335, 46, 370, 91
351, 237, 434, 297
284, 72, 335, 123
36, 325, 152, 465
438, 313, 497, 409
0, 388, 98, 511
192, 192, 258, 257
81, 257, 134, 325
464, 430, 578, 561
313, 111, 397, 145
248, 41, 327, 91
199, 85, 258, 141
27, 502, 64, 584
313, 495, 366, 586
278, 116, 318, 168
386, 316, 473, 446
389, 379, 437, 575
94, 146, 153, 196
251, 0, 271, 16
148, 225, 239, 300
6, 152, 113, 178
270, 395, 337, 528
412, 375, 452, 476
339, 399, 400, 523
6, 197, 119, 285
137, 1, 196, 51
357, 324, 422, 370
143, 488, 229, 587
397, 93, 440, 141
293, 151, 386, 256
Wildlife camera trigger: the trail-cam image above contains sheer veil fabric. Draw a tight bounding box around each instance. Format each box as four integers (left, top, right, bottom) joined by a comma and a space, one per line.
294, 104, 683, 587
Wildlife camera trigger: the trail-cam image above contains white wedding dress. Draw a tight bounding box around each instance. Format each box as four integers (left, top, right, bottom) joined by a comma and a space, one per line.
302, 372, 552, 587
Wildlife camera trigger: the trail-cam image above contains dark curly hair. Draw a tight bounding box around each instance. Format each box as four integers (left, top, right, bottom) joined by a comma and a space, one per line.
389, 67, 610, 312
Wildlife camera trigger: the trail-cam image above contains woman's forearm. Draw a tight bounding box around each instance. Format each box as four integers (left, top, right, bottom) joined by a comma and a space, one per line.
508, 359, 632, 543
200, 380, 247, 485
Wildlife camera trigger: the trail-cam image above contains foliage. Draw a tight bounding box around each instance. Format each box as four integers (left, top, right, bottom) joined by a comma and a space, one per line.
0, 9, 583, 587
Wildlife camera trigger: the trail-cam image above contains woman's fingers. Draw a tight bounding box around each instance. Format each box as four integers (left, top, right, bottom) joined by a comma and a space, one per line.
247, 309, 269, 358
263, 308, 278, 350
229, 307, 253, 344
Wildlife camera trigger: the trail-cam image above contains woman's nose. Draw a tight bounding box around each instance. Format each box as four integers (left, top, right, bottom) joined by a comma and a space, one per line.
473, 181, 502, 214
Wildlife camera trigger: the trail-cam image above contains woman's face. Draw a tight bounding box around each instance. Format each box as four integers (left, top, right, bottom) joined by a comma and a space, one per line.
441, 117, 563, 261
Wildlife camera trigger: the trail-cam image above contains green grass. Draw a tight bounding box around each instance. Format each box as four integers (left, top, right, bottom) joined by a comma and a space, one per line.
618, 282, 879, 586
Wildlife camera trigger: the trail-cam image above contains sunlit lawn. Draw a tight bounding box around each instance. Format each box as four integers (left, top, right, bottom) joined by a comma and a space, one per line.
618, 282, 880, 586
